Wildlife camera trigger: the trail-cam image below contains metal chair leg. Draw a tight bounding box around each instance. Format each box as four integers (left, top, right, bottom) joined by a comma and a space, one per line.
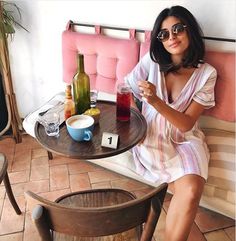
3, 172, 21, 215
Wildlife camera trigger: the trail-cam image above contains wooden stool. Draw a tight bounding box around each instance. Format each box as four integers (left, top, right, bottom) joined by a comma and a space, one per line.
0, 153, 21, 215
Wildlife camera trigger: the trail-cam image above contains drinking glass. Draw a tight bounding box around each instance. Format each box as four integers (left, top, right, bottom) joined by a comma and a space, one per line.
40, 112, 60, 137
116, 83, 131, 121
90, 89, 98, 108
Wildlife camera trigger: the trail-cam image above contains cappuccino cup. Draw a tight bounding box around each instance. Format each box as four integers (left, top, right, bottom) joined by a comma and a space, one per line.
66, 115, 94, 142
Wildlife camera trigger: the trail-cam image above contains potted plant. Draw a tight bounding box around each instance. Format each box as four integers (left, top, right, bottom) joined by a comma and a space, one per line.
0, 1, 28, 143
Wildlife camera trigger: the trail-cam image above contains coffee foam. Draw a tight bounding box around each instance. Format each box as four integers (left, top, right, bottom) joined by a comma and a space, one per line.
69, 117, 93, 129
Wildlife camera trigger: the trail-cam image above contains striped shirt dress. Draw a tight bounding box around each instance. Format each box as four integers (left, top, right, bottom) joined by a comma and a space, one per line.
125, 53, 217, 183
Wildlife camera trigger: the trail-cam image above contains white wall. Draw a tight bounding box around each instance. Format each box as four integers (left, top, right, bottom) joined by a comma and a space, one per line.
8, 0, 236, 117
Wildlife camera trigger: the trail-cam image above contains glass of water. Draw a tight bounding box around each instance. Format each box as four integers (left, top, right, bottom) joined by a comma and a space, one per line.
41, 112, 60, 137
90, 89, 98, 108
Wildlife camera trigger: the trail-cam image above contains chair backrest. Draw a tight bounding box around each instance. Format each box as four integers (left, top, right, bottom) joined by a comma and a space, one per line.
25, 183, 168, 241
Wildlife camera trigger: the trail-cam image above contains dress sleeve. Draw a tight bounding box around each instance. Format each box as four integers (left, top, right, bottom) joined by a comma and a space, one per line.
193, 68, 217, 109
124, 53, 150, 100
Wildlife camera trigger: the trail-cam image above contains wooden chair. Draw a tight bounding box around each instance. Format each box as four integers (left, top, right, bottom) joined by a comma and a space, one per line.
25, 183, 168, 241
0, 153, 21, 215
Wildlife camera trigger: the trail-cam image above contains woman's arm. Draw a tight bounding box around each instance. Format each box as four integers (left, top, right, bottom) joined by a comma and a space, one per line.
138, 80, 205, 132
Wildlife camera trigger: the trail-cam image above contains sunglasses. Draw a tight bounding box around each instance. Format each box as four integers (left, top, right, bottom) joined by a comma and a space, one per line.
157, 23, 187, 42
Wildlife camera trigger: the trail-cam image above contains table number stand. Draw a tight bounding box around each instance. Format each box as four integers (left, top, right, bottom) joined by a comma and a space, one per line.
101, 132, 119, 149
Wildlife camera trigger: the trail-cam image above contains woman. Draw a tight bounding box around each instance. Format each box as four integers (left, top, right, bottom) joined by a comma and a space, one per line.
125, 5, 217, 241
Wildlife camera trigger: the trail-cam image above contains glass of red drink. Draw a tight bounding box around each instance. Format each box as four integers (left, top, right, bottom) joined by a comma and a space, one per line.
116, 83, 131, 121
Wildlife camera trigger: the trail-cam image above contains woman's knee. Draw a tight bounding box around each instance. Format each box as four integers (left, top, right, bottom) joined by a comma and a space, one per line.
185, 184, 203, 204
174, 175, 205, 204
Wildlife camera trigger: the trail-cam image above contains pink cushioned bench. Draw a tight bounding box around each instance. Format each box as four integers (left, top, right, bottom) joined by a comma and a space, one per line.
62, 23, 235, 218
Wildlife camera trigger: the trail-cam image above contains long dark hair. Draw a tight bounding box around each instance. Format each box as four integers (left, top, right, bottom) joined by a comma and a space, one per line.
150, 5, 205, 73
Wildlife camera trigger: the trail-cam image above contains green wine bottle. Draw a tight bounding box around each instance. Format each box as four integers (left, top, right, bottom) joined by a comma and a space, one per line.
73, 54, 90, 114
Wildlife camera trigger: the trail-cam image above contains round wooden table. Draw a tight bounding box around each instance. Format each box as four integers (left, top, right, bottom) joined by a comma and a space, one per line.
35, 100, 147, 159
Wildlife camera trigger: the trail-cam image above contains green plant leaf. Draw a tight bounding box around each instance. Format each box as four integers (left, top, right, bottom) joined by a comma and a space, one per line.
0, 0, 28, 73
3, 22, 15, 34
0, 0, 29, 38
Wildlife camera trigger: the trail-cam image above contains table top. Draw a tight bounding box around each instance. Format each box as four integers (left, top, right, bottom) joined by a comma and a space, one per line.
35, 100, 147, 159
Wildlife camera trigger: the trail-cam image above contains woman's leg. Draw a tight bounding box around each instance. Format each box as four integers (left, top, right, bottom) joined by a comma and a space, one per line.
164, 175, 205, 241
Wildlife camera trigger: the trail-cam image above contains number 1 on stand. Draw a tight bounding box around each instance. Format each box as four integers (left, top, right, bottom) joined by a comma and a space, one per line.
101, 132, 119, 149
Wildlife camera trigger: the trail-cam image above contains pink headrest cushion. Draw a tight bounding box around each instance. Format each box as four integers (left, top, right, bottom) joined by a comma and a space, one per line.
140, 31, 151, 59
204, 51, 235, 122
62, 30, 140, 94
140, 40, 235, 122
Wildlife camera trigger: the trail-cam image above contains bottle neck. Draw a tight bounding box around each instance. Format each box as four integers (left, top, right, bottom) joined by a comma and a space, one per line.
66, 94, 72, 100
77, 54, 85, 73
65, 85, 73, 99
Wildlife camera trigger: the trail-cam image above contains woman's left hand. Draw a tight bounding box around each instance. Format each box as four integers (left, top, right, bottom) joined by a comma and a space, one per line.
138, 80, 158, 105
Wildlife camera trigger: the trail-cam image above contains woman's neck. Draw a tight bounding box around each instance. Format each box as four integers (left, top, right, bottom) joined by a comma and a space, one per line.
171, 54, 183, 65
170, 66, 195, 76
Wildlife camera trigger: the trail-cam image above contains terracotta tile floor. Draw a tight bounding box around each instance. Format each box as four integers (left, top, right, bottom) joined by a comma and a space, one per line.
0, 134, 235, 241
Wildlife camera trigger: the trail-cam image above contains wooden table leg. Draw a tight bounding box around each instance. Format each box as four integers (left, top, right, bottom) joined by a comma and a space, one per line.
47, 151, 53, 160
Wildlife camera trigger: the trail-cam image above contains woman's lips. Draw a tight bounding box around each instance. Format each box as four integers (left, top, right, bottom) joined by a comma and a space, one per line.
169, 41, 180, 48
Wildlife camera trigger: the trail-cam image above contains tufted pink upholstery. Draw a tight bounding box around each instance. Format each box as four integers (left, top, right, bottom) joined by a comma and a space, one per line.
139, 31, 151, 59
62, 29, 140, 94
204, 51, 235, 122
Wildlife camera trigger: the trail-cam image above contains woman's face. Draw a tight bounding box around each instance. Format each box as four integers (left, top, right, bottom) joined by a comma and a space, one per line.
160, 16, 189, 63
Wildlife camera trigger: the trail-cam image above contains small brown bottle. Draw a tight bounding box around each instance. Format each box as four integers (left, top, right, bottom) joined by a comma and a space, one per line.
64, 84, 75, 120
